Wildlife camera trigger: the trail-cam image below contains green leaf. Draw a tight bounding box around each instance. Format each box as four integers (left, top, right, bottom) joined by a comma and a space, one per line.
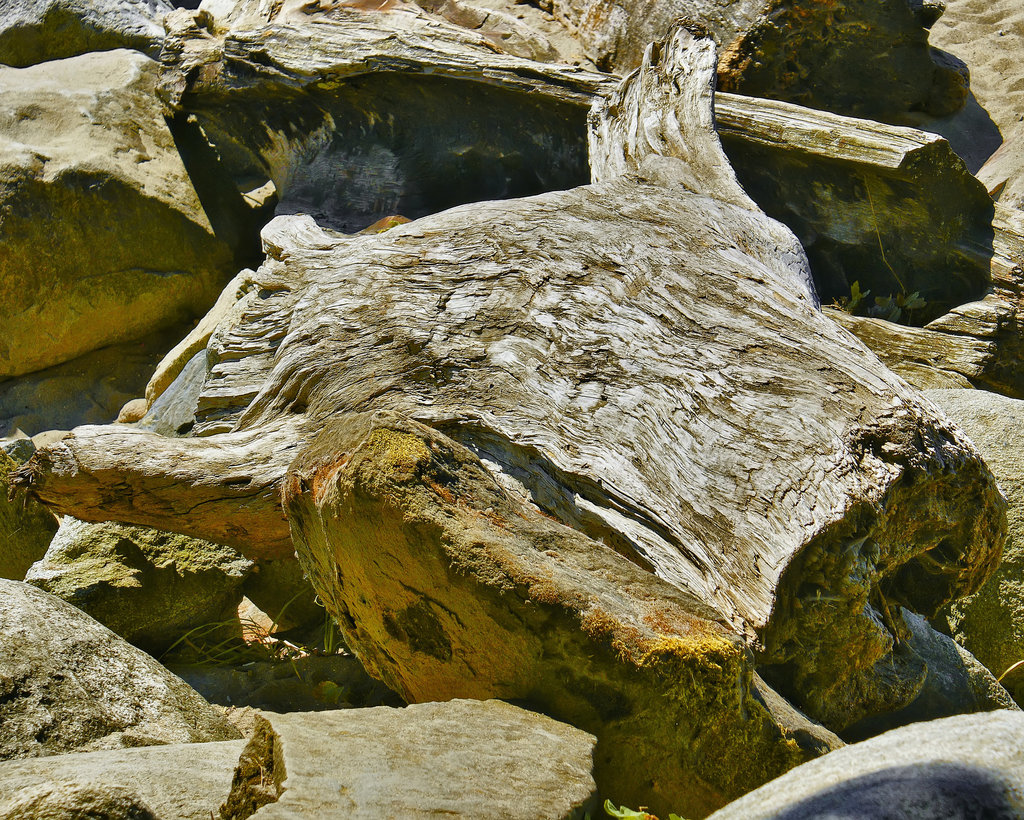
603, 800, 655, 819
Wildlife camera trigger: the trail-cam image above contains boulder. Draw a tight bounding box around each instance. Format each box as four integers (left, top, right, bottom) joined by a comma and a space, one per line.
0, 450, 58, 581
0, 579, 240, 760
925, 388, 1024, 703
0, 783, 158, 819
0, 49, 234, 379
979, 122, 1024, 211
543, 0, 961, 120
841, 610, 1017, 740
706, 711, 1024, 819
922, 0, 1024, 163
0, 740, 245, 820
157, 5, 610, 233
24, 518, 253, 654
219, 701, 598, 819
0, 0, 172, 67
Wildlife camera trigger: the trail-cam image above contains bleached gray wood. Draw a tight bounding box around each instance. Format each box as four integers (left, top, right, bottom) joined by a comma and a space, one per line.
12, 26, 1005, 735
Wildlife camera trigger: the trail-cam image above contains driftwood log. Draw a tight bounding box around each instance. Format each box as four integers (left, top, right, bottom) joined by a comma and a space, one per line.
14, 20, 1007, 749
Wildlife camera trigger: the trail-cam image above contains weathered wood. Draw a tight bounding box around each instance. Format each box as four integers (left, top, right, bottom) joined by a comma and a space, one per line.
830, 203, 1024, 397
11, 30, 1006, 777
284, 412, 823, 818
715, 91, 995, 318
12, 420, 303, 560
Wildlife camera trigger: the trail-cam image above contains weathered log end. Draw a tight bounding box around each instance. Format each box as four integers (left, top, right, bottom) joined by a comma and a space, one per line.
283, 412, 816, 818
759, 406, 1008, 731
9, 423, 301, 560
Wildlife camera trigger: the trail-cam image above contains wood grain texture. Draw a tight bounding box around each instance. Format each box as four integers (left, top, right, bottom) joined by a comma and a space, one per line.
13, 25, 1006, 734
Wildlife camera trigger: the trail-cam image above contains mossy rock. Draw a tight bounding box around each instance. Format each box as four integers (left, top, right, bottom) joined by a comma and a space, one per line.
25, 518, 252, 653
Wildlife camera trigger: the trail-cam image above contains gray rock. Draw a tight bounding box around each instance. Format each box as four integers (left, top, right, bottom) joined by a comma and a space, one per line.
25, 518, 252, 654
136, 350, 208, 437
0, 740, 245, 820
220, 700, 598, 819
0, 783, 157, 819
0, 579, 240, 761
0, 451, 58, 581
0, 0, 173, 67
706, 711, 1024, 819
926, 388, 1024, 704
841, 609, 1018, 740
0, 49, 233, 380
0, 323, 198, 438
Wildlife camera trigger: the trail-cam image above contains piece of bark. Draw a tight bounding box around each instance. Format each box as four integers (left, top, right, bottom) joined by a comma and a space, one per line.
11, 25, 1005, 739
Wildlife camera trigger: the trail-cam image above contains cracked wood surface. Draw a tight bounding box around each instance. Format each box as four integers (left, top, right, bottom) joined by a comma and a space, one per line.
12, 25, 1006, 735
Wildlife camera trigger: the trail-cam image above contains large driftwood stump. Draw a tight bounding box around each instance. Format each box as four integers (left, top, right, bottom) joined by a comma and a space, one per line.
11, 24, 1006, 813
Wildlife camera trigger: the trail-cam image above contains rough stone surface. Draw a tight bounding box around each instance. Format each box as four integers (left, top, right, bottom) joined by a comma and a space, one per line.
706, 711, 1024, 819
842, 610, 1018, 741
921, 0, 1024, 163
0, 783, 157, 819
0, 451, 58, 581
979, 124, 1024, 211
926, 388, 1024, 703
158, 6, 610, 233
0, 0, 172, 67
0, 579, 241, 760
219, 701, 598, 819
25, 518, 252, 653
0, 741, 244, 820
0, 49, 233, 379
538, 0, 962, 120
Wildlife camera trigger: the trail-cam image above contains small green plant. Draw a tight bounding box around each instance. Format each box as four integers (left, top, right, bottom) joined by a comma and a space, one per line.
833, 280, 928, 324
602, 799, 687, 820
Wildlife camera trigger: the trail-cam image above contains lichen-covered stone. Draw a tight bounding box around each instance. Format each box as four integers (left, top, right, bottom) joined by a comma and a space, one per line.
0, 49, 234, 379
0, 0, 172, 67
0, 579, 241, 760
285, 413, 819, 818
25, 519, 252, 653
0, 451, 57, 581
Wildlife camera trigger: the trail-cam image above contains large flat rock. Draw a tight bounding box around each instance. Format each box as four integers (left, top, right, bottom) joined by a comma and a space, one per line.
220, 700, 598, 819
0, 740, 244, 820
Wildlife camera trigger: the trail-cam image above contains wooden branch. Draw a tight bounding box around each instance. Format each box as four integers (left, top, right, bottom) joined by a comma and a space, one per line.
10, 420, 306, 560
